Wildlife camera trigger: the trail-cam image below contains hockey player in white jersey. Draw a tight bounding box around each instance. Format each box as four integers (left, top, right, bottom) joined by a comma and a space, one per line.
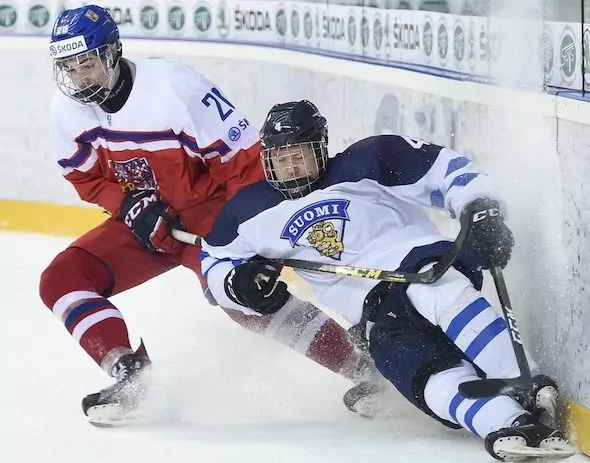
200, 100, 575, 460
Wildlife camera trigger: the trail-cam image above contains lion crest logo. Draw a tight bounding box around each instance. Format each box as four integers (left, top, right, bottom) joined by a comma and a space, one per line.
306, 221, 344, 258
281, 199, 350, 260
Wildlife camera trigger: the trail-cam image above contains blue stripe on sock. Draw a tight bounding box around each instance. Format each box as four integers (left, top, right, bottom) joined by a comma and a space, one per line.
464, 397, 493, 436
64, 299, 110, 331
445, 297, 491, 341
449, 392, 465, 424
465, 318, 508, 360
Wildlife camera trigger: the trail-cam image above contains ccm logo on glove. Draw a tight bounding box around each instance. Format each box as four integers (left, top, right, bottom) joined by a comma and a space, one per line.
123, 192, 159, 227
462, 198, 514, 270
120, 190, 184, 254
472, 208, 500, 223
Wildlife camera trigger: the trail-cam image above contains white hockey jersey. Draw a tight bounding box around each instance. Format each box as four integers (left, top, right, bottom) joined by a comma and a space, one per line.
200, 135, 504, 325
50, 58, 262, 224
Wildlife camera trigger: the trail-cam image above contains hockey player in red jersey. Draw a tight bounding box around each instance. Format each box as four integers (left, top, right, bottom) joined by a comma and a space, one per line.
40, 5, 382, 425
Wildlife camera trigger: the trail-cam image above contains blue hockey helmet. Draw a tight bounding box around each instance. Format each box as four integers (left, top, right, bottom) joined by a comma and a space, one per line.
49, 5, 122, 105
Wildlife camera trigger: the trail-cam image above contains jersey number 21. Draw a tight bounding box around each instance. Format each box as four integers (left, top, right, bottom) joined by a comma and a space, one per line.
202, 87, 236, 121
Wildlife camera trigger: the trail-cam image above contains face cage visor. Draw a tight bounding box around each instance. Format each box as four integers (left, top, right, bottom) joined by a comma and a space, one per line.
261, 140, 328, 200
53, 43, 119, 105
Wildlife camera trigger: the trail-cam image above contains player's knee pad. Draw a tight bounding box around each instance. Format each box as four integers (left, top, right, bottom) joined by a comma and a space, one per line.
408, 267, 524, 378
39, 247, 114, 309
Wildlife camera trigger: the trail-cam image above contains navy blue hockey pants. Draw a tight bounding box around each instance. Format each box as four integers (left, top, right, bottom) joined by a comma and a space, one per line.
368, 241, 484, 428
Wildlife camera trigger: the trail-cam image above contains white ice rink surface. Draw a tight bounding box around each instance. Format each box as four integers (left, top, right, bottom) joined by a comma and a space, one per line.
2, 232, 585, 463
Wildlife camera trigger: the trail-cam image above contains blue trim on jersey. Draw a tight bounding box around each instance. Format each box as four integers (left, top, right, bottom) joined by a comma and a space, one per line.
445, 157, 470, 177
179, 132, 231, 156
446, 297, 491, 341
200, 249, 245, 279
321, 135, 444, 188
204, 181, 286, 247
203, 257, 245, 280
59, 143, 93, 169
465, 318, 508, 360
77, 127, 178, 144
59, 127, 231, 169
449, 173, 479, 189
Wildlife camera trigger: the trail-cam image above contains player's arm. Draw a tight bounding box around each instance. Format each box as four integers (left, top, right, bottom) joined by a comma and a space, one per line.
179, 77, 264, 199
62, 167, 124, 215
376, 135, 513, 268
51, 116, 125, 215
201, 213, 290, 315
375, 135, 502, 217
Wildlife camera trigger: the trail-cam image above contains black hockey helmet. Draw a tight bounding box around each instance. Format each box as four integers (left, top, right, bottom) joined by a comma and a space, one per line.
260, 100, 329, 199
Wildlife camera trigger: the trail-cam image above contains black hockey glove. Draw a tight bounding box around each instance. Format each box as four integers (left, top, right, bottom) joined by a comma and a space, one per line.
224, 258, 290, 315
461, 198, 515, 269
120, 190, 184, 254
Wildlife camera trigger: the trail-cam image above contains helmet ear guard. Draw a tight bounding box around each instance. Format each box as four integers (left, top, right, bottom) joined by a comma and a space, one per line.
260, 100, 329, 199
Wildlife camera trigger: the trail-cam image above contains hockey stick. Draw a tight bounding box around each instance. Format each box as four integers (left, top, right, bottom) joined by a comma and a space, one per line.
171, 217, 470, 284
458, 266, 533, 398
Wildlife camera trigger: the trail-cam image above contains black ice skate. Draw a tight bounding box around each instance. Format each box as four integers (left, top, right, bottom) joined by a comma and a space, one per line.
484, 414, 575, 461
82, 353, 152, 427
512, 375, 559, 429
343, 355, 385, 418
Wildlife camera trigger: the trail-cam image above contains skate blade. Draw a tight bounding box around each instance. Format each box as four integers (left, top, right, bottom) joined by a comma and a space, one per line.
86, 404, 149, 428
495, 437, 576, 461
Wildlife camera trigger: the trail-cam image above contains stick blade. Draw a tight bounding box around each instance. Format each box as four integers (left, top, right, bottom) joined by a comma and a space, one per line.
459, 379, 508, 398
459, 378, 533, 399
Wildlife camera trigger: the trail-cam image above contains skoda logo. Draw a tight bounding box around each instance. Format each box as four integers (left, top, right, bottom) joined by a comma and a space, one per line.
423, 19, 433, 58
347, 14, 356, 46
0, 4, 17, 27
140, 5, 159, 30
168, 5, 185, 31
276, 8, 287, 37
194, 4, 211, 33
228, 127, 241, 141
303, 10, 312, 40
28, 4, 50, 27
360, 15, 369, 49
291, 9, 299, 38
373, 15, 382, 52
